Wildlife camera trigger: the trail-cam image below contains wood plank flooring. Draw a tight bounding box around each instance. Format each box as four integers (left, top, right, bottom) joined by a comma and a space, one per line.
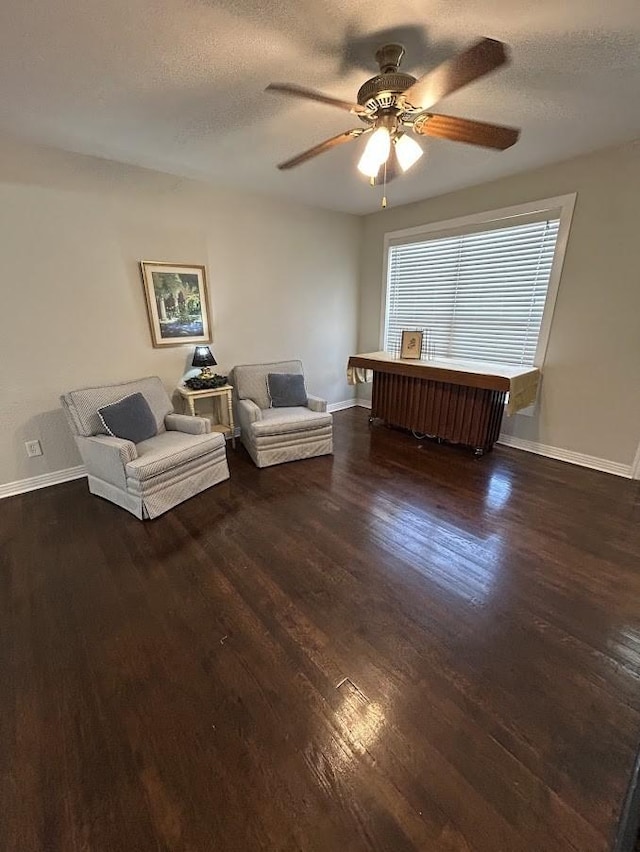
2, 408, 640, 852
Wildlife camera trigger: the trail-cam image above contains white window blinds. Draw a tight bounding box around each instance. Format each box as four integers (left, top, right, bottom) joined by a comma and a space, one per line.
385, 217, 561, 367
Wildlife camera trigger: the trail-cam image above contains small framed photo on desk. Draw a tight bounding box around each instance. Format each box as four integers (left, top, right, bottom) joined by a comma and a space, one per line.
400, 330, 424, 359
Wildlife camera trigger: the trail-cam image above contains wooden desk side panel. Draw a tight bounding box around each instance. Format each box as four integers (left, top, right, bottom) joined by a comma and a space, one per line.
371, 371, 506, 450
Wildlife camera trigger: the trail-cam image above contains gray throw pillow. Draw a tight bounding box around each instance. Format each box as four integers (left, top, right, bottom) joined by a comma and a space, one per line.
267, 372, 308, 408
98, 392, 157, 444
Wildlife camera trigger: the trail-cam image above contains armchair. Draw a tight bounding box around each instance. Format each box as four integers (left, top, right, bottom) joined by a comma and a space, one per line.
61, 376, 229, 519
230, 360, 332, 468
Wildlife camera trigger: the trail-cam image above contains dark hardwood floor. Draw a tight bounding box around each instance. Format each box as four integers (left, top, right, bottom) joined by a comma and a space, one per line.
2, 408, 640, 852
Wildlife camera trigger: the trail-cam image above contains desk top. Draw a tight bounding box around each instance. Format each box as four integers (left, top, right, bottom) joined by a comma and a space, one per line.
348, 351, 539, 393
177, 384, 233, 399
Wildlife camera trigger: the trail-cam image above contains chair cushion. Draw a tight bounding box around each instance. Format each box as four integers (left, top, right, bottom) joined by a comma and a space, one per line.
233, 360, 303, 410
251, 406, 332, 438
64, 376, 172, 437
98, 392, 157, 444
125, 430, 225, 481
267, 373, 308, 408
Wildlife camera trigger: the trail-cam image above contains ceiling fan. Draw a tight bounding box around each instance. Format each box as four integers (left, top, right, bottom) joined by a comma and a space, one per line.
266, 38, 520, 191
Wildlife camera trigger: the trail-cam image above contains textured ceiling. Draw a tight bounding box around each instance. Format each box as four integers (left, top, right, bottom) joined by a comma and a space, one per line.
1, 0, 639, 213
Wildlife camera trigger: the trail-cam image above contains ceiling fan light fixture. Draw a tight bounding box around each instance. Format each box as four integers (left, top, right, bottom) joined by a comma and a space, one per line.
268, 37, 520, 191
357, 126, 391, 177
357, 149, 381, 178
395, 134, 423, 172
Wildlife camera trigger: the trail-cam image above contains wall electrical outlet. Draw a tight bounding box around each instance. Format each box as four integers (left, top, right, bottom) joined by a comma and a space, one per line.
25, 440, 43, 458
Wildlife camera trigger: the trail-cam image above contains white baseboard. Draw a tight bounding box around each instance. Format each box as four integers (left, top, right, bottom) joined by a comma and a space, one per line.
632, 442, 640, 480
328, 398, 358, 412
328, 399, 372, 412
497, 434, 632, 478
343, 403, 630, 477
0, 465, 87, 500
2, 424, 632, 499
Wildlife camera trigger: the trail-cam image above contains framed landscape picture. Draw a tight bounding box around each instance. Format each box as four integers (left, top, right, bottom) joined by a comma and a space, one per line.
140, 261, 211, 348
400, 329, 424, 359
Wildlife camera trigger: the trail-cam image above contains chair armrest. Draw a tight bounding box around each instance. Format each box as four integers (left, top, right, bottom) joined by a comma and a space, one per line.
165, 413, 211, 435
307, 394, 327, 413
237, 398, 262, 433
78, 435, 137, 490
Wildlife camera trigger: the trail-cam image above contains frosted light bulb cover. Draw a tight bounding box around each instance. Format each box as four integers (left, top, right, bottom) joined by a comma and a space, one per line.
357, 127, 391, 177
357, 150, 381, 178
395, 134, 423, 172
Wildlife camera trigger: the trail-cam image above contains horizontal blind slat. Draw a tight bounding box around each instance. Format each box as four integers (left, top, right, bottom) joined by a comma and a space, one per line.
385, 217, 560, 367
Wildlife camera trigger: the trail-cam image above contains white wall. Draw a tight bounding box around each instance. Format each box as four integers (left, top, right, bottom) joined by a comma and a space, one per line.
358, 141, 640, 468
0, 136, 361, 487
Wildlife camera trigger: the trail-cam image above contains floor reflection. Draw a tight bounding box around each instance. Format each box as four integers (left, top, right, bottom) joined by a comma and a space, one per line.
609, 626, 640, 673
327, 683, 386, 774
366, 489, 504, 605
484, 470, 513, 512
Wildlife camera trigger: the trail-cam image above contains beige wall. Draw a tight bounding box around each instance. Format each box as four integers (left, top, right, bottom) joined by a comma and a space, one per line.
2, 135, 639, 489
0, 136, 361, 487
358, 141, 640, 466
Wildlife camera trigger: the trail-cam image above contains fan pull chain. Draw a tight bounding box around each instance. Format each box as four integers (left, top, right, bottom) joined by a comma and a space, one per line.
381, 161, 387, 209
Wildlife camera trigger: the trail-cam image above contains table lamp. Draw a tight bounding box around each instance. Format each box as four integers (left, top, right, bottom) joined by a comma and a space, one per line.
192, 346, 217, 380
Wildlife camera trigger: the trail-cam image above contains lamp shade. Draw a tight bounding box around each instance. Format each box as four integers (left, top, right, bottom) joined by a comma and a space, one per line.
192, 346, 217, 368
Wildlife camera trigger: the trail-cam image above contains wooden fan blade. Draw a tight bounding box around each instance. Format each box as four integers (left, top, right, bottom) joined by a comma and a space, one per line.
266, 83, 366, 114
402, 38, 508, 111
414, 113, 520, 149
277, 128, 368, 170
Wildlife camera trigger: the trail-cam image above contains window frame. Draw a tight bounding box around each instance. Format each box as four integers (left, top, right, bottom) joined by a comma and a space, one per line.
380, 193, 577, 370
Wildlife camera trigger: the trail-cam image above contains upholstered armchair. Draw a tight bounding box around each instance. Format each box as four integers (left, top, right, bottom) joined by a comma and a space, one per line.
61, 376, 229, 519
229, 360, 332, 468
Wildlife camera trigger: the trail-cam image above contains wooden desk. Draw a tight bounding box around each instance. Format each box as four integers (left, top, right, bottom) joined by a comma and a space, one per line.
348, 352, 540, 455
177, 384, 236, 448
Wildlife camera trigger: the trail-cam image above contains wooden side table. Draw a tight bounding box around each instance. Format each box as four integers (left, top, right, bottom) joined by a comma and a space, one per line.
176, 384, 236, 448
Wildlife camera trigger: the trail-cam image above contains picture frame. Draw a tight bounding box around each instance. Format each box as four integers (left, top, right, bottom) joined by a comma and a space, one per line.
140, 261, 211, 348
400, 329, 424, 360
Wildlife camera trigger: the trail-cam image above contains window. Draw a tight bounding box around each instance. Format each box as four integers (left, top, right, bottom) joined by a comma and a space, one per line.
383, 196, 575, 368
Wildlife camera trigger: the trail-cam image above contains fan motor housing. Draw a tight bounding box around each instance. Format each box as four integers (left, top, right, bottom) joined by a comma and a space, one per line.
357, 72, 417, 111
